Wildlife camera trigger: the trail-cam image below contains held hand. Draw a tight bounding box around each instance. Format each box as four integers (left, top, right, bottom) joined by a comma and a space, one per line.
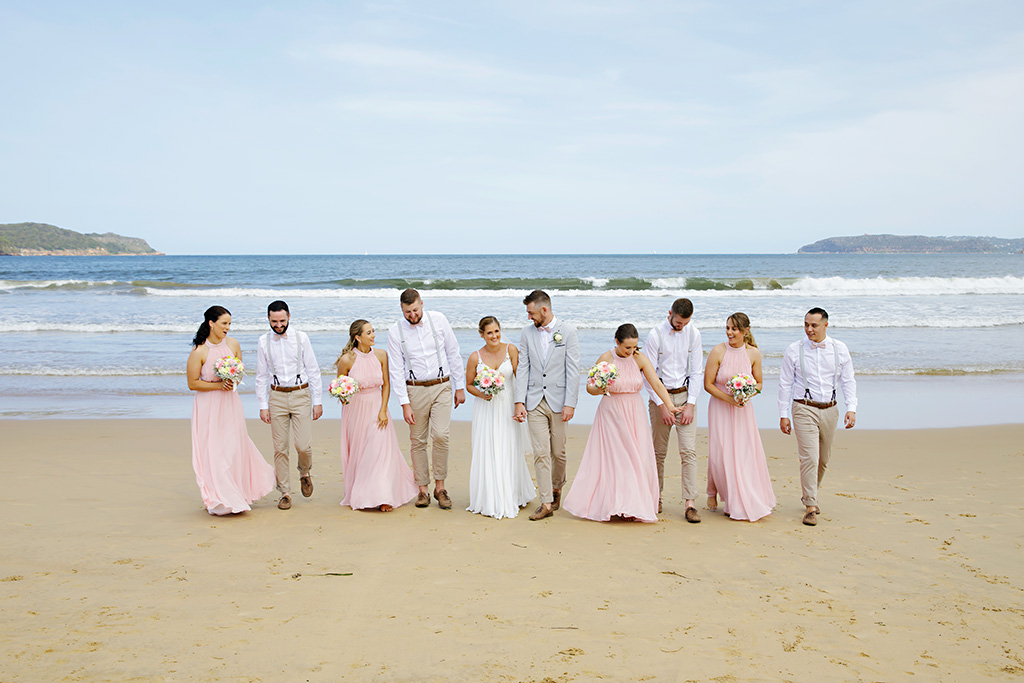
658, 404, 675, 426
312, 405, 323, 421
780, 418, 791, 435
679, 403, 695, 426
513, 403, 527, 423
668, 404, 685, 415
731, 394, 745, 407
402, 404, 415, 426
561, 406, 575, 423
844, 411, 856, 429
377, 410, 389, 430
220, 380, 234, 391
453, 389, 466, 408
259, 409, 271, 424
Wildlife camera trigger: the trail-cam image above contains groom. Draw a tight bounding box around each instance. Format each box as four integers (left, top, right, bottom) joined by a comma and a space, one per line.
514, 290, 581, 521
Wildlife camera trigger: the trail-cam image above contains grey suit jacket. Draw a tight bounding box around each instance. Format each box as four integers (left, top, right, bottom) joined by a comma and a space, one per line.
514, 321, 581, 412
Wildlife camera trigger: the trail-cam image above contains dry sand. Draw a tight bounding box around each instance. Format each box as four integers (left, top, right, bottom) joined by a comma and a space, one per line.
1, 419, 1022, 682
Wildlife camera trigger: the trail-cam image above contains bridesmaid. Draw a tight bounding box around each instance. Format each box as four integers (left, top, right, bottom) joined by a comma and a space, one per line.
562, 324, 682, 522
703, 312, 776, 521
335, 319, 418, 512
187, 305, 275, 515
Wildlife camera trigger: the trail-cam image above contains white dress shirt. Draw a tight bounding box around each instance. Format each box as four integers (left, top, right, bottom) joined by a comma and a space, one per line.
255, 329, 323, 410
386, 310, 466, 406
537, 316, 558, 364
643, 319, 704, 406
777, 336, 857, 419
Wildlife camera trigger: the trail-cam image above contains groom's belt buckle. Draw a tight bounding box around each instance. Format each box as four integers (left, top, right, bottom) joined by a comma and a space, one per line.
407, 376, 450, 387
666, 386, 689, 395
270, 383, 309, 393
794, 398, 836, 409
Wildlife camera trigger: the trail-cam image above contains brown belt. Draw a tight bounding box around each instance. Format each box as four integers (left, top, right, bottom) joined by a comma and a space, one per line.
666, 386, 689, 395
794, 398, 836, 409
270, 382, 309, 393
407, 376, 450, 388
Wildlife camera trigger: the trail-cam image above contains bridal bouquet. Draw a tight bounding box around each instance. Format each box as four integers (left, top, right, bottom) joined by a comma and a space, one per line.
727, 374, 759, 404
473, 367, 505, 397
329, 375, 360, 404
214, 356, 244, 391
587, 361, 618, 390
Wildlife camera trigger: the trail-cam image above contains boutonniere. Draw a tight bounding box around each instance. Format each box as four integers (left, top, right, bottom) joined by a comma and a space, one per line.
552, 332, 564, 344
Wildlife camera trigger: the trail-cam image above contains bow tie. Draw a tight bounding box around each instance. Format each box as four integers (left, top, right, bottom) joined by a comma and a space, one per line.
811, 340, 826, 349
539, 326, 551, 333
275, 333, 289, 340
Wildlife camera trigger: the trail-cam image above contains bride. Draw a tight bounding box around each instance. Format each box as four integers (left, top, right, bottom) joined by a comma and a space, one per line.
465, 316, 536, 519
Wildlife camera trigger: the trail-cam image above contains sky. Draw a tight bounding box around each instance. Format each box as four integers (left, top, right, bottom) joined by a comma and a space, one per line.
2, 1, 1023, 255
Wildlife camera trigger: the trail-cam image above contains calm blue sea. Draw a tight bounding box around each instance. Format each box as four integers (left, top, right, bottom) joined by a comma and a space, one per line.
2, 253, 1023, 427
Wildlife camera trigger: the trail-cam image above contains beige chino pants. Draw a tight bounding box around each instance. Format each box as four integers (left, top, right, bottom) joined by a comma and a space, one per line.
527, 398, 568, 505
648, 392, 699, 501
791, 401, 838, 507
268, 388, 313, 497
407, 382, 452, 486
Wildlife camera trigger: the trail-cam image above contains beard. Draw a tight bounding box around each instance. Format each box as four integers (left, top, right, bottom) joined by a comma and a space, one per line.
271, 321, 289, 335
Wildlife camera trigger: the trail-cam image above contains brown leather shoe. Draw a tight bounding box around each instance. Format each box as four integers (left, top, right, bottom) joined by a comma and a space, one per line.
802, 510, 818, 526
415, 491, 430, 508
300, 475, 313, 498
685, 507, 701, 523
552, 489, 561, 511
529, 505, 553, 521
658, 498, 663, 514
278, 496, 292, 510
434, 489, 452, 510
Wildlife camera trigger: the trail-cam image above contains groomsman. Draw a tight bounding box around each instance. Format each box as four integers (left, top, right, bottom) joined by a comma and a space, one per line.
513, 290, 581, 521
386, 288, 465, 509
643, 297, 703, 522
256, 300, 323, 511
778, 307, 858, 527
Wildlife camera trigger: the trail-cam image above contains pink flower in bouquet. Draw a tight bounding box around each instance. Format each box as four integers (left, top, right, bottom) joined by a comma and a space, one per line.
329, 375, 360, 404
473, 367, 505, 397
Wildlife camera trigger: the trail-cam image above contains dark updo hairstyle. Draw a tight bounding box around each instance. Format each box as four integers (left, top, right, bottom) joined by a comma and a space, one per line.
614, 323, 640, 347
193, 305, 231, 348
478, 316, 500, 334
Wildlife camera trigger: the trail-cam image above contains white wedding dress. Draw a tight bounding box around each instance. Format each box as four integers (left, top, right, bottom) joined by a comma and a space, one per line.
467, 346, 536, 519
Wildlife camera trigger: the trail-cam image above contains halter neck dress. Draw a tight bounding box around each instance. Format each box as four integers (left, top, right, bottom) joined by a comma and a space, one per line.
339, 348, 418, 510
706, 343, 776, 521
562, 350, 660, 522
190, 339, 275, 515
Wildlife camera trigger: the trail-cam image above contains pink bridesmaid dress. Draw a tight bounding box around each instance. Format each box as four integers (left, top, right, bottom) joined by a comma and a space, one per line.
563, 351, 660, 522
339, 349, 418, 510
190, 339, 275, 515
706, 344, 776, 521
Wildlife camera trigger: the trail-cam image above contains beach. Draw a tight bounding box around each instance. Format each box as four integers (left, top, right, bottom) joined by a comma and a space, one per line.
3, 419, 1022, 681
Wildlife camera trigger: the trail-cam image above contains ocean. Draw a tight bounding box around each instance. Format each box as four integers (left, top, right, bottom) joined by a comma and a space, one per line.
2, 253, 1022, 428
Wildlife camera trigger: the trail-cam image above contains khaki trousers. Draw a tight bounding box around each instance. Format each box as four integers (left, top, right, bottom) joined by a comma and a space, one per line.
792, 401, 838, 507
268, 388, 313, 497
408, 382, 452, 486
527, 398, 567, 505
648, 393, 699, 501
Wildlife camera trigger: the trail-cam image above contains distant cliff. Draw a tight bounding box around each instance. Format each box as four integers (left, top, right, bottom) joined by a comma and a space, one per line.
0, 223, 163, 255
798, 234, 1024, 254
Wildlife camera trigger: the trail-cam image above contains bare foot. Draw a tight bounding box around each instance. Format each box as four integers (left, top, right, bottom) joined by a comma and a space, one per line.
706, 495, 718, 512
379, 504, 393, 512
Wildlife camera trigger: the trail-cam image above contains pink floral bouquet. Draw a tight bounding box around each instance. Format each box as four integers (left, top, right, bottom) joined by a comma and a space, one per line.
473, 366, 505, 397
587, 361, 618, 390
329, 375, 360, 404
727, 374, 759, 403
214, 356, 244, 391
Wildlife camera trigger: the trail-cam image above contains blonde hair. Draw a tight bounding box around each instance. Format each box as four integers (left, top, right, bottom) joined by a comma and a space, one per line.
727, 312, 757, 348
336, 319, 370, 370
